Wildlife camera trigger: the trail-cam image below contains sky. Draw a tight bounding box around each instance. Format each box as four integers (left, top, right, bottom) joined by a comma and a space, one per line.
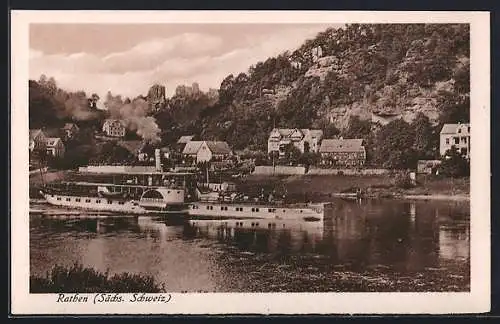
30, 23, 336, 105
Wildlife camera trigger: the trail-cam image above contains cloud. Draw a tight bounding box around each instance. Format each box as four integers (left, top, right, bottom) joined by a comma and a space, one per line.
29, 25, 329, 102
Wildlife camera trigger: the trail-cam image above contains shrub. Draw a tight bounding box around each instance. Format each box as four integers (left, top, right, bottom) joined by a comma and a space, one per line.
394, 172, 414, 189
30, 263, 165, 293
438, 147, 470, 178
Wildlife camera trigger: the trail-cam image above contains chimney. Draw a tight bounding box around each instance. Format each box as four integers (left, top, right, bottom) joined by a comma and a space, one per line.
155, 148, 161, 172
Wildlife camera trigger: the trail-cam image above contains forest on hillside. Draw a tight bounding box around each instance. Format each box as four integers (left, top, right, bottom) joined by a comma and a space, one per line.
196, 24, 469, 151
29, 24, 470, 169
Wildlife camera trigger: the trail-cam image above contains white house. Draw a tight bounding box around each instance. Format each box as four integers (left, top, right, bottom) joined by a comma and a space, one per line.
267, 128, 323, 156
103, 119, 126, 138
439, 123, 470, 159
45, 137, 65, 158
182, 141, 232, 164
29, 129, 47, 152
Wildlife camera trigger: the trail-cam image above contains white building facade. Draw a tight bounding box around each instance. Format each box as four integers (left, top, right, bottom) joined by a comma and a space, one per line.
267, 128, 323, 156
439, 123, 470, 159
45, 137, 65, 158
103, 119, 126, 137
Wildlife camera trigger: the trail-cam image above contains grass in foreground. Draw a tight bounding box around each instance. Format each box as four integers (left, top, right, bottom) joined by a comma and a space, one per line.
30, 263, 165, 293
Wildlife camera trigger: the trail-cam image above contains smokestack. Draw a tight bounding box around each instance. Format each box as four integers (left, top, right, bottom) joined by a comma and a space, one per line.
155, 148, 161, 172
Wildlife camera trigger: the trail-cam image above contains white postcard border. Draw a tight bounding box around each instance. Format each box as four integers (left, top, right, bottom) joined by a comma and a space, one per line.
11, 10, 491, 315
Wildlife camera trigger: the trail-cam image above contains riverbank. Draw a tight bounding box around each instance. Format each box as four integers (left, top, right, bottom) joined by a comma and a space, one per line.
29, 169, 73, 186
236, 174, 470, 202
29, 169, 470, 202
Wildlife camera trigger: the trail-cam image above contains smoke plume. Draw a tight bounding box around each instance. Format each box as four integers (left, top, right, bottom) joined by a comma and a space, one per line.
63, 92, 99, 121
104, 92, 161, 143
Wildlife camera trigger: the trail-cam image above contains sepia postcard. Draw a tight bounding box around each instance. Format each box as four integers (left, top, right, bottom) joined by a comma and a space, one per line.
10, 10, 490, 315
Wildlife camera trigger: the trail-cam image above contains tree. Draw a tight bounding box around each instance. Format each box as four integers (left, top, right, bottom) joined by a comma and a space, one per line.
343, 116, 371, 139
282, 144, 302, 165
374, 119, 418, 169
412, 112, 437, 159
438, 146, 469, 178
438, 91, 470, 124
299, 152, 321, 169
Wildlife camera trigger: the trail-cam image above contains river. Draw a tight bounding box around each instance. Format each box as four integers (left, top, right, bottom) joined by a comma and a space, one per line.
29, 199, 470, 292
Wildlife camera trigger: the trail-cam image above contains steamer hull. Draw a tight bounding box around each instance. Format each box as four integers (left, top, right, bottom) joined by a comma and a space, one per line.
188, 202, 329, 221
40, 187, 188, 215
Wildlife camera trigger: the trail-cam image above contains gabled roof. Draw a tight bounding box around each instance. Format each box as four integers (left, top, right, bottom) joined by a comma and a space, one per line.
177, 135, 194, 144
206, 141, 232, 155
319, 139, 365, 153
46, 137, 62, 147
270, 128, 323, 140
182, 141, 232, 155
63, 123, 79, 130
440, 123, 470, 134
270, 128, 294, 138
182, 141, 204, 155
29, 129, 44, 140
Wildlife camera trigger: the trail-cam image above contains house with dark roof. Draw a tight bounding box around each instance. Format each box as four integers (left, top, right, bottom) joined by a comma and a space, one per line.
319, 138, 366, 167
182, 140, 232, 164
62, 123, 79, 139
45, 137, 65, 158
439, 123, 470, 159
29, 129, 47, 152
268, 128, 323, 156
177, 135, 194, 145
176, 135, 195, 153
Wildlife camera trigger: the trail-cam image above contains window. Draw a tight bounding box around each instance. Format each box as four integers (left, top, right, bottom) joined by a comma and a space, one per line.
468, 127, 470, 132
66, 198, 71, 202
458, 128, 461, 133
85, 199, 91, 203
445, 138, 450, 145
107, 200, 113, 204
460, 148, 468, 156
96, 200, 101, 204
454, 137, 460, 145
255, 208, 259, 212
57, 197, 61, 201
76, 198, 81, 202
461, 137, 467, 144
118, 201, 125, 205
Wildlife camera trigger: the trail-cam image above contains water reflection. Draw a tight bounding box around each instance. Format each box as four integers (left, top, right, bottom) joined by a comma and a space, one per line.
30, 199, 470, 292
186, 200, 469, 272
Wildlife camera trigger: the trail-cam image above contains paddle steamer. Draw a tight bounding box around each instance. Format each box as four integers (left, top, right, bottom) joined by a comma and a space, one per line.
39, 162, 197, 214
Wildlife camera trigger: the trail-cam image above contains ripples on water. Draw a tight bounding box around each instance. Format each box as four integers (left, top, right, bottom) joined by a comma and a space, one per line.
29, 199, 470, 292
